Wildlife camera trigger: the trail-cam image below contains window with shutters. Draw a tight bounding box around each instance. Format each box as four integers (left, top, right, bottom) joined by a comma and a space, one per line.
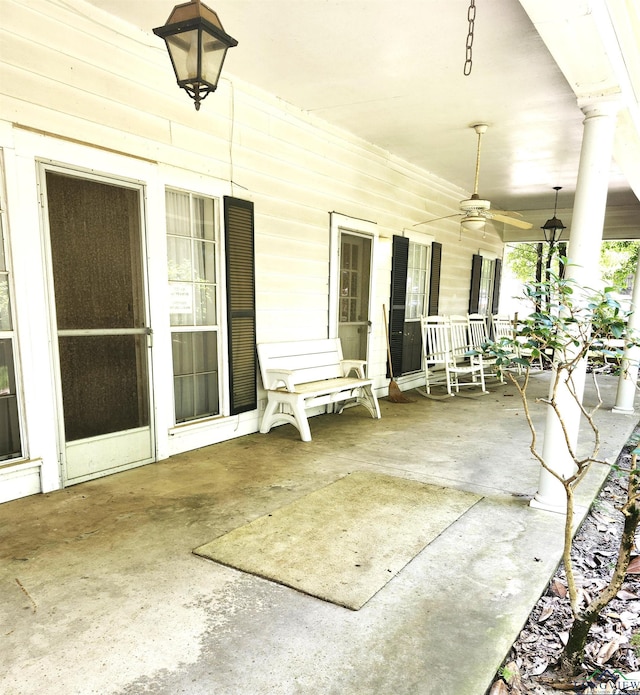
478, 257, 495, 315
389, 235, 437, 376
469, 252, 502, 317
166, 189, 220, 423
405, 242, 428, 320
402, 241, 430, 372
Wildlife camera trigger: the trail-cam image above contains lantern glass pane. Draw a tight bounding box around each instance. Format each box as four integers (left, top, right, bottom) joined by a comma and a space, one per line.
201, 37, 228, 85
166, 29, 200, 81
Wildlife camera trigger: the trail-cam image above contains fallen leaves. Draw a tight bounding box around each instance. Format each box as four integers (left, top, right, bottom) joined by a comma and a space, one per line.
490, 446, 640, 694
594, 633, 626, 665
549, 579, 567, 598
627, 556, 640, 574
490, 679, 510, 695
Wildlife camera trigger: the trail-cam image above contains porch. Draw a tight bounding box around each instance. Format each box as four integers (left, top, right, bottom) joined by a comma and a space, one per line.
1, 372, 638, 695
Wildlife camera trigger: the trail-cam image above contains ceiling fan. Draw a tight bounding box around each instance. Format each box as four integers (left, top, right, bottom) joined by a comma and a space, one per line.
415, 123, 533, 232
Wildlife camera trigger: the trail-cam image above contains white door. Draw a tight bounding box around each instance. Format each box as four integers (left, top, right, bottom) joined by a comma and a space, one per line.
338, 231, 372, 362
42, 167, 154, 484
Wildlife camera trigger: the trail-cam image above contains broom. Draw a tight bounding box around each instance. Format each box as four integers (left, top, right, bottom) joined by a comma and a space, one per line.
382, 305, 413, 403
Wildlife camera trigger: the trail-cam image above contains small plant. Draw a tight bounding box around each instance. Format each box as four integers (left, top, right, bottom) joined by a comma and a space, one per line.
499, 664, 515, 681
483, 259, 640, 677
630, 632, 640, 659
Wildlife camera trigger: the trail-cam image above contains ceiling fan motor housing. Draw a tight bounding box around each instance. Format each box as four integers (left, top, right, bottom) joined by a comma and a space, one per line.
460, 196, 491, 213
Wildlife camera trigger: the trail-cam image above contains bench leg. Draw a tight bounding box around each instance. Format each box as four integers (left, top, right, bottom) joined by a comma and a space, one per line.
260, 395, 312, 442
357, 385, 381, 419
290, 399, 312, 442
260, 397, 283, 434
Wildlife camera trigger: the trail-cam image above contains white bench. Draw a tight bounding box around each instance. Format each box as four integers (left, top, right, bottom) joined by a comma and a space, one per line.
257, 338, 381, 442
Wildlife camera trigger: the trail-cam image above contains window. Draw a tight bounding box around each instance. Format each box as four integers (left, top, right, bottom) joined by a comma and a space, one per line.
0, 155, 22, 460
405, 242, 428, 320
478, 257, 494, 316
389, 235, 439, 376
402, 241, 430, 372
469, 253, 502, 316
166, 189, 220, 423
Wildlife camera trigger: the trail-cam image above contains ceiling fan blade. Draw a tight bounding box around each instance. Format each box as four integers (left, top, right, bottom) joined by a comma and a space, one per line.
490, 213, 533, 229
490, 208, 524, 217
413, 213, 462, 227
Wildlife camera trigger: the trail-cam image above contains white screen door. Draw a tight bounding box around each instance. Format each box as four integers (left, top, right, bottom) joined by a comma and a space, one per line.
43, 169, 154, 484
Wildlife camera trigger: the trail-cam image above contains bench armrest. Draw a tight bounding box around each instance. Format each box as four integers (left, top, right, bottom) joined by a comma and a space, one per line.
341, 359, 367, 378
264, 368, 297, 392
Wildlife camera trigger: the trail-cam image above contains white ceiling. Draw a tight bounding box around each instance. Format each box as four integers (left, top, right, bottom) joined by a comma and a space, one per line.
86, 0, 640, 240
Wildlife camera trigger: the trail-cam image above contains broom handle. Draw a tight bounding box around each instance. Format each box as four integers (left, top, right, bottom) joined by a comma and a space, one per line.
382, 305, 395, 380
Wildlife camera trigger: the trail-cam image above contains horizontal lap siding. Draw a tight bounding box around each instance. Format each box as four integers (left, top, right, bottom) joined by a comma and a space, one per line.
1, 0, 504, 347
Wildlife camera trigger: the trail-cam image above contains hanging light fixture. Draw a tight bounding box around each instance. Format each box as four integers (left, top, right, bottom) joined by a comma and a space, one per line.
541, 186, 566, 244
460, 215, 486, 232
153, 0, 238, 111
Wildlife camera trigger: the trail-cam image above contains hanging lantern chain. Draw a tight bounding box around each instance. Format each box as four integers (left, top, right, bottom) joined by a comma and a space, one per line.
464, 0, 476, 76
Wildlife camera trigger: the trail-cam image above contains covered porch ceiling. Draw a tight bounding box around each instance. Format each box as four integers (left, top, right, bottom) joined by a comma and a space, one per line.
87, 0, 640, 242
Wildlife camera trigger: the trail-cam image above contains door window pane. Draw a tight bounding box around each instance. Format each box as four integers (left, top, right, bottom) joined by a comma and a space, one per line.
46, 173, 144, 331
46, 172, 150, 443
338, 234, 371, 361
58, 334, 149, 441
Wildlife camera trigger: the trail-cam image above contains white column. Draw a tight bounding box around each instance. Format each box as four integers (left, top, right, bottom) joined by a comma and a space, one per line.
613, 254, 640, 414
531, 98, 620, 513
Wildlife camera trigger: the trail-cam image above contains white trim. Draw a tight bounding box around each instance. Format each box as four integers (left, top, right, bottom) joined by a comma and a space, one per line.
477, 247, 501, 261
0, 458, 42, 503
329, 212, 378, 341
329, 213, 380, 373
35, 159, 156, 486
400, 227, 435, 245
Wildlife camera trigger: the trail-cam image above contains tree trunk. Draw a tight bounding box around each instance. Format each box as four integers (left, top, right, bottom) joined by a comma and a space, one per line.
559, 456, 640, 674
559, 609, 598, 675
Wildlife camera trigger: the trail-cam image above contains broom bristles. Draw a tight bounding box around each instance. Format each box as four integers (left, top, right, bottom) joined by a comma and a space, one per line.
388, 379, 414, 403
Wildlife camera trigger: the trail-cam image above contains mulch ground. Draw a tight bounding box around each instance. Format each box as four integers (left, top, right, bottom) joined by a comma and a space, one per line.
489, 429, 640, 694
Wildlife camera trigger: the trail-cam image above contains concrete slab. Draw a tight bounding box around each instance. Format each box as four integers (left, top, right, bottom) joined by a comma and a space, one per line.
194, 471, 481, 610
0, 373, 637, 695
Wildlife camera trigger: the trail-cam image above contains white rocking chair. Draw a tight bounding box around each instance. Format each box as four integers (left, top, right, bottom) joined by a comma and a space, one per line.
491, 315, 543, 373
420, 315, 488, 396
467, 313, 504, 383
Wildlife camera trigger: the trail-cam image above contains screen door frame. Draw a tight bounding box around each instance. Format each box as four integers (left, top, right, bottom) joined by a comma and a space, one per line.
37, 160, 156, 486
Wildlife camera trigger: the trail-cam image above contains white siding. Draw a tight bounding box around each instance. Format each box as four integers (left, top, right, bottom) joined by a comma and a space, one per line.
0, 0, 505, 499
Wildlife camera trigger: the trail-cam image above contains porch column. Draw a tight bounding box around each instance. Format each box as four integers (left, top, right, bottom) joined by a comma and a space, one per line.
613, 253, 640, 414
531, 98, 620, 513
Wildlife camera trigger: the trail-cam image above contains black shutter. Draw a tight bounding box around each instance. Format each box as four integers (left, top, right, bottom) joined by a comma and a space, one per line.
224, 197, 257, 415
389, 235, 409, 377
469, 253, 483, 314
491, 258, 502, 315
427, 241, 442, 315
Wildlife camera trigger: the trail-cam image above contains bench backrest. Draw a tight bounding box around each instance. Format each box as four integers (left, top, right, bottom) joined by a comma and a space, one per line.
257, 338, 345, 387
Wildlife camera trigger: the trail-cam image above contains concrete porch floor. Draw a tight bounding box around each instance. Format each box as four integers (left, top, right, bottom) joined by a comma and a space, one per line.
1, 373, 638, 695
